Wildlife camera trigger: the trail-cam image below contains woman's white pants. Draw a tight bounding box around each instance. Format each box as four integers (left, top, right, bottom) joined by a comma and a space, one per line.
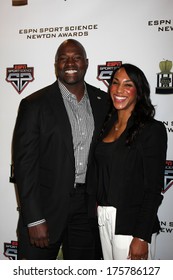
97, 206, 157, 260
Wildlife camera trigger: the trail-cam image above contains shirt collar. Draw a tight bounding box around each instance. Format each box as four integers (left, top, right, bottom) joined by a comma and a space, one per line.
58, 79, 88, 103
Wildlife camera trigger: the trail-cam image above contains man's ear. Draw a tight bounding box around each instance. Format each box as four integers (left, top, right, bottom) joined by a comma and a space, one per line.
54, 63, 58, 78
86, 58, 89, 68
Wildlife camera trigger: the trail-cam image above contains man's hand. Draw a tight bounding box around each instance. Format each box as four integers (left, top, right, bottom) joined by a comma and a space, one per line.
128, 237, 148, 260
28, 222, 49, 248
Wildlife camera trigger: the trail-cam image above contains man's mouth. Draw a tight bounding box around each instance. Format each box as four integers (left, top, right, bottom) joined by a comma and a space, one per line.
65, 69, 77, 74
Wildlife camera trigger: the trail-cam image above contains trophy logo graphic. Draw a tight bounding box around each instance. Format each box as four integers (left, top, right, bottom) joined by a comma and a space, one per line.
12, 0, 28, 6
156, 59, 173, 94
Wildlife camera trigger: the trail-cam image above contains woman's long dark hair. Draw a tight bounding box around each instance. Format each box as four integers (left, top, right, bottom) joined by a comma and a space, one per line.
108, 63, 155, 145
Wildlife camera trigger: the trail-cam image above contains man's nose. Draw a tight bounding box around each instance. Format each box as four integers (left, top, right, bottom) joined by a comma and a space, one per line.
65, 57, 75, 65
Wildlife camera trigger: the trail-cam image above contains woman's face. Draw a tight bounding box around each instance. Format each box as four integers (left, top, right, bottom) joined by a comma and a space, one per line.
110, 67, 137, 112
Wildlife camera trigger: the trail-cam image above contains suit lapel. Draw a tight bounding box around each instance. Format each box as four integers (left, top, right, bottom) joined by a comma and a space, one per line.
46, 81, 74, 164
86, 84, 109, 165
87, 86, 103, 140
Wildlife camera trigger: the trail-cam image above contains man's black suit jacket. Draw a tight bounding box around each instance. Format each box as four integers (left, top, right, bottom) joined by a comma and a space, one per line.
13, 80, 110, 243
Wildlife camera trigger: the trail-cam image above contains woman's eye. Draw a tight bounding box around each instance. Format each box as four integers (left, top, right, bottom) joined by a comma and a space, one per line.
112, 81, 118, 85
125, 83, 133, 87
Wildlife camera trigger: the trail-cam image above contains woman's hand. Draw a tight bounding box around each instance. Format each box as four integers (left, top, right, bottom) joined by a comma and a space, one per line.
128, 237, 148, 260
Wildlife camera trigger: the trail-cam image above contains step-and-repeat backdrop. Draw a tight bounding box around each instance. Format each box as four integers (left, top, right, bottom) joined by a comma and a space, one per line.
0, 0, 172, 260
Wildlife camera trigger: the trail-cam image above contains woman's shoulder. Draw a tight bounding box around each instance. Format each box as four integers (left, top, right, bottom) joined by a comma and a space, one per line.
139, 119, 167, 145
145, 119, 166, 133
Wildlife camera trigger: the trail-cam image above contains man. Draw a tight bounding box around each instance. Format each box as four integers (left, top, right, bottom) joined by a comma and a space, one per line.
12, 39, 110, 259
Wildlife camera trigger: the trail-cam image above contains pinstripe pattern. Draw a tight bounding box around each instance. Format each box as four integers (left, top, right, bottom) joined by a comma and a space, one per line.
58, 80, 94, 184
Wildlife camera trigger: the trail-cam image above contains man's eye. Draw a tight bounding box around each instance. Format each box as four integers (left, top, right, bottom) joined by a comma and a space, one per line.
74, 56, 82, 60
58, 56, 67, 61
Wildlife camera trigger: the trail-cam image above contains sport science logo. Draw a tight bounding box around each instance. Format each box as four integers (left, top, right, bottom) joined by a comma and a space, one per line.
163, 160, 173, 193
6, 64, 34, 94
4, 240, 18, 260
97, 61, 122, 88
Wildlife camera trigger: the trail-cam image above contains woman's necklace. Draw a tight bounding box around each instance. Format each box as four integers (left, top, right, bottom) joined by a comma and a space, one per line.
114, 122, 119, 131
114, 119, 128, 134
114, 122, 126, 131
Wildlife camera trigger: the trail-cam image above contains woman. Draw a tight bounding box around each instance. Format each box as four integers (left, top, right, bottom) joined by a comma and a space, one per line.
92, 63, 167, 260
